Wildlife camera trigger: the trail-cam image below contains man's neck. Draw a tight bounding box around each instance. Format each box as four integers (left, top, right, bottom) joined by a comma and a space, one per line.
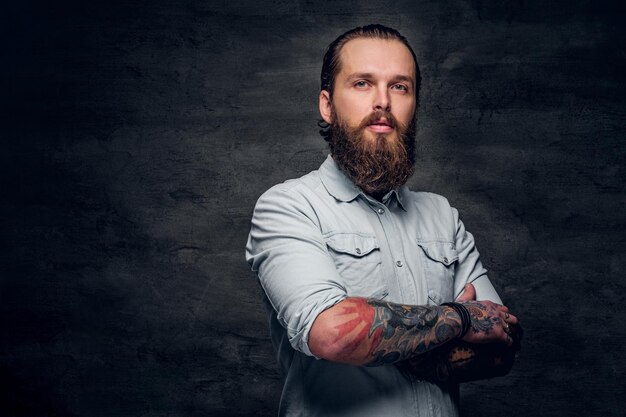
369, 190, 388, 202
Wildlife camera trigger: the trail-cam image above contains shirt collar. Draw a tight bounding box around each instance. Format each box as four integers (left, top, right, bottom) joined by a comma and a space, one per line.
319, 155, 408, 211
393, 185, 408, 211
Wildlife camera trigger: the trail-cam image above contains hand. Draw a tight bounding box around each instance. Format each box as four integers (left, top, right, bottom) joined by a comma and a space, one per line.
396, 335, 522, 383
456, 283, 476, 302
397, 283, 523, 382
455, 284, 520, 347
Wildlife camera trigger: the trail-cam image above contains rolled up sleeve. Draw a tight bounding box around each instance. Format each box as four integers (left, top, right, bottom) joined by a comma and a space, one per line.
452, 207, 502, 304
245, 184, 347, 356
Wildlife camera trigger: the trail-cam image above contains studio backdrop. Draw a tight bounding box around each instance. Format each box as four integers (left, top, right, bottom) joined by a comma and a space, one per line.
2, 1, 625, 416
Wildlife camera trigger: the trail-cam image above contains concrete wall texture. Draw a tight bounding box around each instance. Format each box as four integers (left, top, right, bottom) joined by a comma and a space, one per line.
2, 1, 625, 416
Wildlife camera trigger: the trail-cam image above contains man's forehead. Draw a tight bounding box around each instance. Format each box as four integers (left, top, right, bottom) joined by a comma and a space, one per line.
336, 37, 416, 80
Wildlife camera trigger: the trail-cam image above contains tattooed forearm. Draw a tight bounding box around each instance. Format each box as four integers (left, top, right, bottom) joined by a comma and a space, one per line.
365, 299, 462, 366
310, 298, 463, 366
309, 295, 519, 367
396, 323, 523, 383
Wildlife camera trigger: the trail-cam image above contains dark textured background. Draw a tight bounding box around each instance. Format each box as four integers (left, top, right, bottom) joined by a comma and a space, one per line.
2, 1, 625, 416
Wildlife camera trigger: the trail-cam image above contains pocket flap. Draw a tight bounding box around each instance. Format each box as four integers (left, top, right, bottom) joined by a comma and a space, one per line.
325, 233, 379, 257
416, 240, 458, 266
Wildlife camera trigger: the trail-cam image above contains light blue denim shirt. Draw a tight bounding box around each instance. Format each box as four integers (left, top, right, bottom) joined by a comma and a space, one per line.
246, 156, 502, 417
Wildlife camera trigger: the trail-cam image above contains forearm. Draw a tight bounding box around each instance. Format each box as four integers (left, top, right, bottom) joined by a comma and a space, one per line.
308, 297, 463, 366
397, 323, 523, 383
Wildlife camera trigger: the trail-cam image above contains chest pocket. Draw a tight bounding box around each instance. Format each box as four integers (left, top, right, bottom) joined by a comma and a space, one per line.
325, 233, 387, 299
416, 240, 458, 305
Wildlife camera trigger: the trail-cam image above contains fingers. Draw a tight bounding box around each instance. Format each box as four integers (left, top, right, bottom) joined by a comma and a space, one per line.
492, 303, 518, 326
497, 319, 514, 347
503, 312, 519, 325
455, 283, 476, 302
499, 310, 522, 347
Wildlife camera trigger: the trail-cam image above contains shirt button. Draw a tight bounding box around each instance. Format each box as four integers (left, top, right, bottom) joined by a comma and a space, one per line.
377, 208, 385, 215
396, 260, 403, 267
443, 257, 449, 264
355, 248, 361, 254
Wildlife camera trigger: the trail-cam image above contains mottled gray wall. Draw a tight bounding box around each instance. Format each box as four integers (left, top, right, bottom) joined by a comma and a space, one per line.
2, 1, 625, 416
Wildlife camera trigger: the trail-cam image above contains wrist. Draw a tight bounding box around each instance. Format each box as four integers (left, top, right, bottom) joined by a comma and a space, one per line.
441, 302, 471, 339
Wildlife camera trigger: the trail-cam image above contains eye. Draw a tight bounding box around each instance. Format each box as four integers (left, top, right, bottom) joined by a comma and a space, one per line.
391, 83, 409, 92
354, 80, 369, 88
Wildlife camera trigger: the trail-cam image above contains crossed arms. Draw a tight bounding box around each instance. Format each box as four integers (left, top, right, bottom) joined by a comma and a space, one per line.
247, 185, 522, 382
309, 283, 522, 382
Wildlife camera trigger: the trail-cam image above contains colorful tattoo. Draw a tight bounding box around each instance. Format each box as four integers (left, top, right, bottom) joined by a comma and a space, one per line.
329, 298, 378, 356
396, 323, 523, 383
465, 302, 498, 335
326, 297, 462, 366
366, 300, 461, 366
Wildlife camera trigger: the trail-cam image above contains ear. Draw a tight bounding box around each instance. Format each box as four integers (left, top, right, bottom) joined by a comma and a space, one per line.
319, 90, 333, 124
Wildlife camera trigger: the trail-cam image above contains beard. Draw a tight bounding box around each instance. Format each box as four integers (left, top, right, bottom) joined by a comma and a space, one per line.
327, 107, 416, 198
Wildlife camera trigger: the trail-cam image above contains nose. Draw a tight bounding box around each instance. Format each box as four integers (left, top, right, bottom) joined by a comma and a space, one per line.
373, 85, 390, 111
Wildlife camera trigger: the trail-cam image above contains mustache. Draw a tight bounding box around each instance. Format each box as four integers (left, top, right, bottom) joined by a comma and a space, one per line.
357, 110, 398, 130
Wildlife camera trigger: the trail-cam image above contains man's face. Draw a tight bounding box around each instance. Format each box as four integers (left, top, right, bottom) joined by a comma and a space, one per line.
319, 37, 417, 144
319, 37, 418, 197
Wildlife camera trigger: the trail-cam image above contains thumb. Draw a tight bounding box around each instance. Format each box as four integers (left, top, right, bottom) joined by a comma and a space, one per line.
456, 283, 476, 302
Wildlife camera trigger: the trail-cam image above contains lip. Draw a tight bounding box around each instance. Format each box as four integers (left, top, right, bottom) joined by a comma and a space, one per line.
367, 119, 394, 133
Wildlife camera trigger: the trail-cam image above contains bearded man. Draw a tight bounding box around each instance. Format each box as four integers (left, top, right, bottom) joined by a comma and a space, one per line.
246, 25, 521, 417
